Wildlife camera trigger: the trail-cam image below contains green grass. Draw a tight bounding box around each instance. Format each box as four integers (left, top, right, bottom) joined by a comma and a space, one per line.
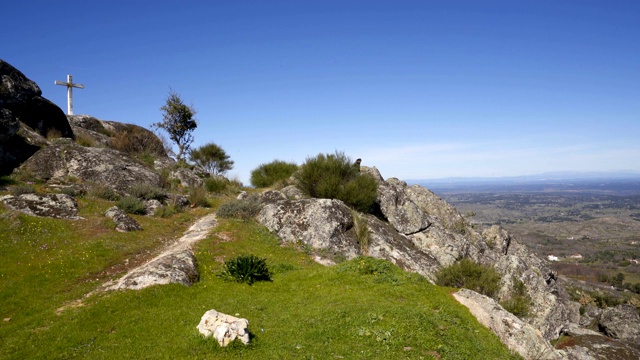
0, 198, 520, 359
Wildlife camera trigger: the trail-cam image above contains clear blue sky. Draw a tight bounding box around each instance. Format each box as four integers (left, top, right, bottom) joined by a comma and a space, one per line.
4, 1, 639, 184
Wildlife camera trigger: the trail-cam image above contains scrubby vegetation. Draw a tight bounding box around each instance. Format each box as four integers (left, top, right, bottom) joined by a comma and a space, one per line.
250, 160, 298, 188
435, 258, 502, 298
294, 151, 378, 213
88, 184, 121, 201
217, 195, 262, 220
116, 195, 147, 214
500, 277, 532, 318
127, 183, 167, 201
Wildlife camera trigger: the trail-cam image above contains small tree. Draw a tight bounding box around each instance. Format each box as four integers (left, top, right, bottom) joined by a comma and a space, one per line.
154, 89, 197, 161
189, 142, 234, 176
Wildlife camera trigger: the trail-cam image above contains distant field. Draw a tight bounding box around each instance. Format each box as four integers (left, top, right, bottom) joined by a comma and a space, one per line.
422, 177, 640, 287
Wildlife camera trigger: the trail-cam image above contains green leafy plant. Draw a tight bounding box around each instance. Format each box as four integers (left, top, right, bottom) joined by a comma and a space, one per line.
116, 196, 147, 215
294, 151, 378, 212
217, 196, 261, 220
435, 258, 501, 298
189, 142, 234, 176
218, 254, 272, 285
250, 160, 298, 188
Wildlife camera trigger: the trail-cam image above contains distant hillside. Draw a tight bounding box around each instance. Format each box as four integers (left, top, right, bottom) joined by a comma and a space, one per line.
410, 172, 640, 195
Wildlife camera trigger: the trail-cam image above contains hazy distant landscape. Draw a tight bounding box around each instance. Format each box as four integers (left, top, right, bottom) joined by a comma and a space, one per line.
417, 173, 640, 289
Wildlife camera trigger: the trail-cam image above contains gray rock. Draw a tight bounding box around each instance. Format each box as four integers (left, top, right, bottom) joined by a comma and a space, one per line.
105, 206, 142, 232
376, 177, 432, 235
144, 199, 162, 216
110, 249, 199, 290
1, 60, 74, 175
15, 140, 160, 194
454, 288, 563, 360
0, 193, 82, 220
258, 195, 357, 256
598, 305, 640, 341
236, 191, 248, 200
0, 108, 19, 141
280, 185, 305, 200
170, 168, 204, 188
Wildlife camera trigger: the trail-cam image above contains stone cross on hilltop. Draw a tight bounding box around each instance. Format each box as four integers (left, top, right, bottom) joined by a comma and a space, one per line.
54, 74, 84, 115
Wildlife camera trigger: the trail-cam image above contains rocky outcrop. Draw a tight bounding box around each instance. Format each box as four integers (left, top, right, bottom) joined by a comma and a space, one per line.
197, 310, 250, 347
0, 193, 82, 220
1, 59, 74, 175
255, 167, 580, 343
14, 138, 160, 194
454, 289, 563, 360
105, 206, 142, 232
598, 305, 640, 342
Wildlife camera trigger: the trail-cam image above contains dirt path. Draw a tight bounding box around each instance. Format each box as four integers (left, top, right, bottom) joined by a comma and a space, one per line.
57, 213, 218, 314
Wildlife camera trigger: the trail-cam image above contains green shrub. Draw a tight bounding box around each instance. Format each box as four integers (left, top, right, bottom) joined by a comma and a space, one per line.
0, 176, 17, 187
10, 184, 35, 196
127, 183, 166, 201
204, 177, 228, 193
89, 184, 121, 201
250, 160, 298, 188
188, 186, 210, 208
218, 254, 272, 285
116, 196, 146, 215
500, 277, 531, 318
435, 258, 501, 298
217, 196, 261, 220
294, 151, 377, 212
154, 203, 182, 218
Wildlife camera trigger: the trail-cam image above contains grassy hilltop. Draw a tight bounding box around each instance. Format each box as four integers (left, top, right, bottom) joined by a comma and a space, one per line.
0, 191, 519, 359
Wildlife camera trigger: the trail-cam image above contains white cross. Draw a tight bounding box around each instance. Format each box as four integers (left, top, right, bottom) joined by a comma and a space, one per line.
54, 74, 84, 115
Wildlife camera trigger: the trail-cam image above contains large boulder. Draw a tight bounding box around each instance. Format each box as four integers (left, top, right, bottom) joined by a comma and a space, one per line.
598, 305, 640, 342
258, 192, 358, 257
0, 193, 82, 220
454, 288, 563, 360
14, 138, 161, 194
108, 248, 199, 290
1, 59, 74, 175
